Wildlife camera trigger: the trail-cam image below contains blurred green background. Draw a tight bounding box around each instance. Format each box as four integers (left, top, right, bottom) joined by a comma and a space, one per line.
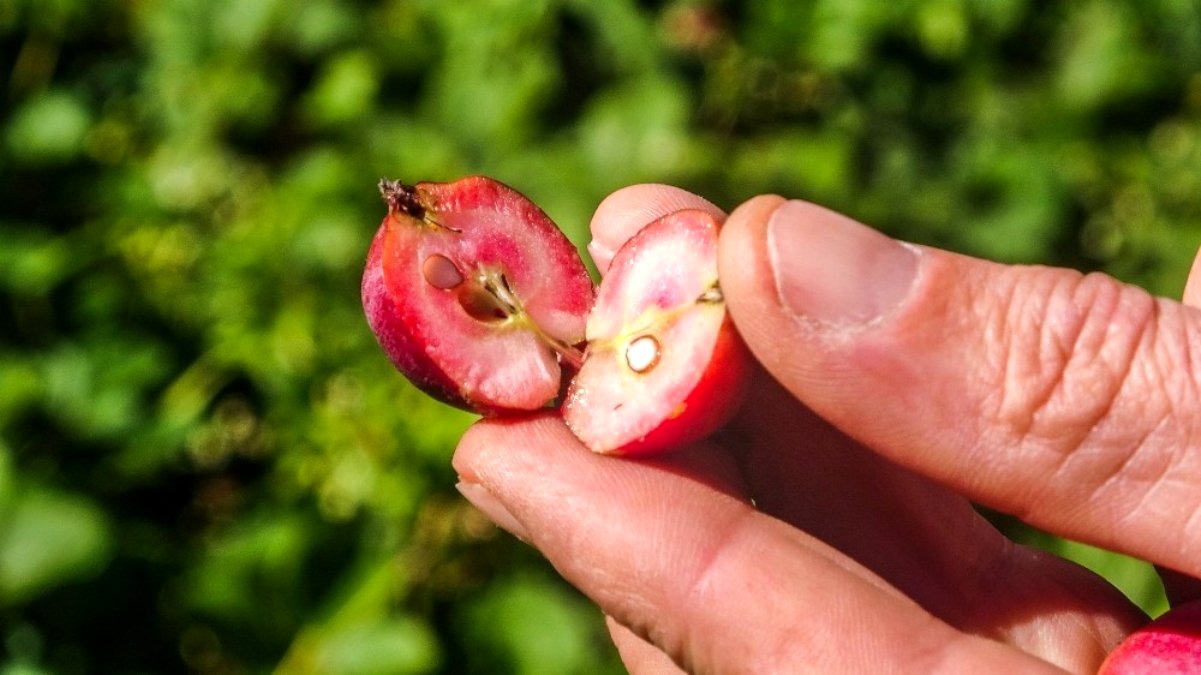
3, 0, 1201, 672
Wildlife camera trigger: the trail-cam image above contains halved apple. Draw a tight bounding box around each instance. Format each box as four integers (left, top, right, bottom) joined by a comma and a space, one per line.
562, 209, 752, 454
361, 176, 593, 414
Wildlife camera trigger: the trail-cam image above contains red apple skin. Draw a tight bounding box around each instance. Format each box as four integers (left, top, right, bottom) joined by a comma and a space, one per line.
361, 176, 593, 415
1100, 599, 1201, 674
362, 224, 462, 409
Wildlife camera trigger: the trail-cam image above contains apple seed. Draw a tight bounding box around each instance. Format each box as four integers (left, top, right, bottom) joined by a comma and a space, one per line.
625, 335, 661, 373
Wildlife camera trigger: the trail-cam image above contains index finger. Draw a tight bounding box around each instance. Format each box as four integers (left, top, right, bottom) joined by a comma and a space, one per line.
588, 184, 725, 274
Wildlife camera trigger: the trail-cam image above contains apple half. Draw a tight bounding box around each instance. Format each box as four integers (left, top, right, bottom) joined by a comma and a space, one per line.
361, 176, 593, 414
562, 209, 752, 455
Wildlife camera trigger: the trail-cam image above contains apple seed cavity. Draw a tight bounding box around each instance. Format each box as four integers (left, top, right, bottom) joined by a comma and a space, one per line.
422, 253, 465, 290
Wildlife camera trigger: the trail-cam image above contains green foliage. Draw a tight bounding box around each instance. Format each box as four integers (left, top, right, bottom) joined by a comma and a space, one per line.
2, 0, 1199, 671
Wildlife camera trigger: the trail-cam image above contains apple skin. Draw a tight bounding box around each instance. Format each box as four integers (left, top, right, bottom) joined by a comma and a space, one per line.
361, 176, 593, 414
362, 224, 461, 410
1099, 599, 1201, 674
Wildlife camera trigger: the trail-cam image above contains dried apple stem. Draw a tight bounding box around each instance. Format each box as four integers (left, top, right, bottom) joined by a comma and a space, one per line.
379, 178, 460, 232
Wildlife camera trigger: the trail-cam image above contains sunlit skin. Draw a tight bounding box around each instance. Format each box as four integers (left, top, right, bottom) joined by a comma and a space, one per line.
454, 184, 1201, 673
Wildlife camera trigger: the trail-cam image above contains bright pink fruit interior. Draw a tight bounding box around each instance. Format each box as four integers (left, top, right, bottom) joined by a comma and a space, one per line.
564, 209, 727, 453
364, 178, 592, 412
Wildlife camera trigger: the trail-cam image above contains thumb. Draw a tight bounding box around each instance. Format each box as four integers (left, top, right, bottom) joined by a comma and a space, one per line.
719, 196, 1201, 577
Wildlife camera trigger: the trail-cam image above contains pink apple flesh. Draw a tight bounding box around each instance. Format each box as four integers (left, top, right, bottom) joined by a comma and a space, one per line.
361, 176, 593, 414
563, 209, 752, 455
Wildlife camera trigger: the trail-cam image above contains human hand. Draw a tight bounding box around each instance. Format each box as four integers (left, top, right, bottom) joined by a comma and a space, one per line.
453, 185, 1201, 673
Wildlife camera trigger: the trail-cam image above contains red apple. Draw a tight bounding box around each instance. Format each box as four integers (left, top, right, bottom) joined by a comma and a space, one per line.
361, 176, 593, 413
562, 209, 752, 454
363, 178, 751, 454
1100, 600, 1201, 674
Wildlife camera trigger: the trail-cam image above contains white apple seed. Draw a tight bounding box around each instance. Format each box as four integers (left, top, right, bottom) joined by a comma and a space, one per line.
625, 335, 661, 373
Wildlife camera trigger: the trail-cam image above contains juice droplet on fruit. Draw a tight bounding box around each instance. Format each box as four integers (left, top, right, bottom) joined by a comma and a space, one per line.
625, 335, 661, 373
423, 254, 464, 289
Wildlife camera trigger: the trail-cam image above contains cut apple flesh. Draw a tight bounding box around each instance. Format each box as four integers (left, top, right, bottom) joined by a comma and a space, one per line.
563, 209, 751, 454
361, 177, 592, 413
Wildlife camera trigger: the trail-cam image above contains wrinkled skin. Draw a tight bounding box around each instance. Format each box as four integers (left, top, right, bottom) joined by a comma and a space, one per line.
454, 184, 1201, 673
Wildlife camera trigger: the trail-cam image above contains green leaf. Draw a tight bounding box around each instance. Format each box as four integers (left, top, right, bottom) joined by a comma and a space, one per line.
311, 618, 441, 675
5, 90, 91, 163
459, 575, 614, 675
303, 50, 381, 127
0, 486, 112, 604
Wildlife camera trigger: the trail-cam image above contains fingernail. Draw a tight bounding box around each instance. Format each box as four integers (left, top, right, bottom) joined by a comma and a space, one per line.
456, 481, 530, 542
768, 200, 919, 327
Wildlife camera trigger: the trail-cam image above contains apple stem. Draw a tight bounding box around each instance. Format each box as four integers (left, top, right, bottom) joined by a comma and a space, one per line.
379, 179, 424, 218
379, 178, 460, 232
